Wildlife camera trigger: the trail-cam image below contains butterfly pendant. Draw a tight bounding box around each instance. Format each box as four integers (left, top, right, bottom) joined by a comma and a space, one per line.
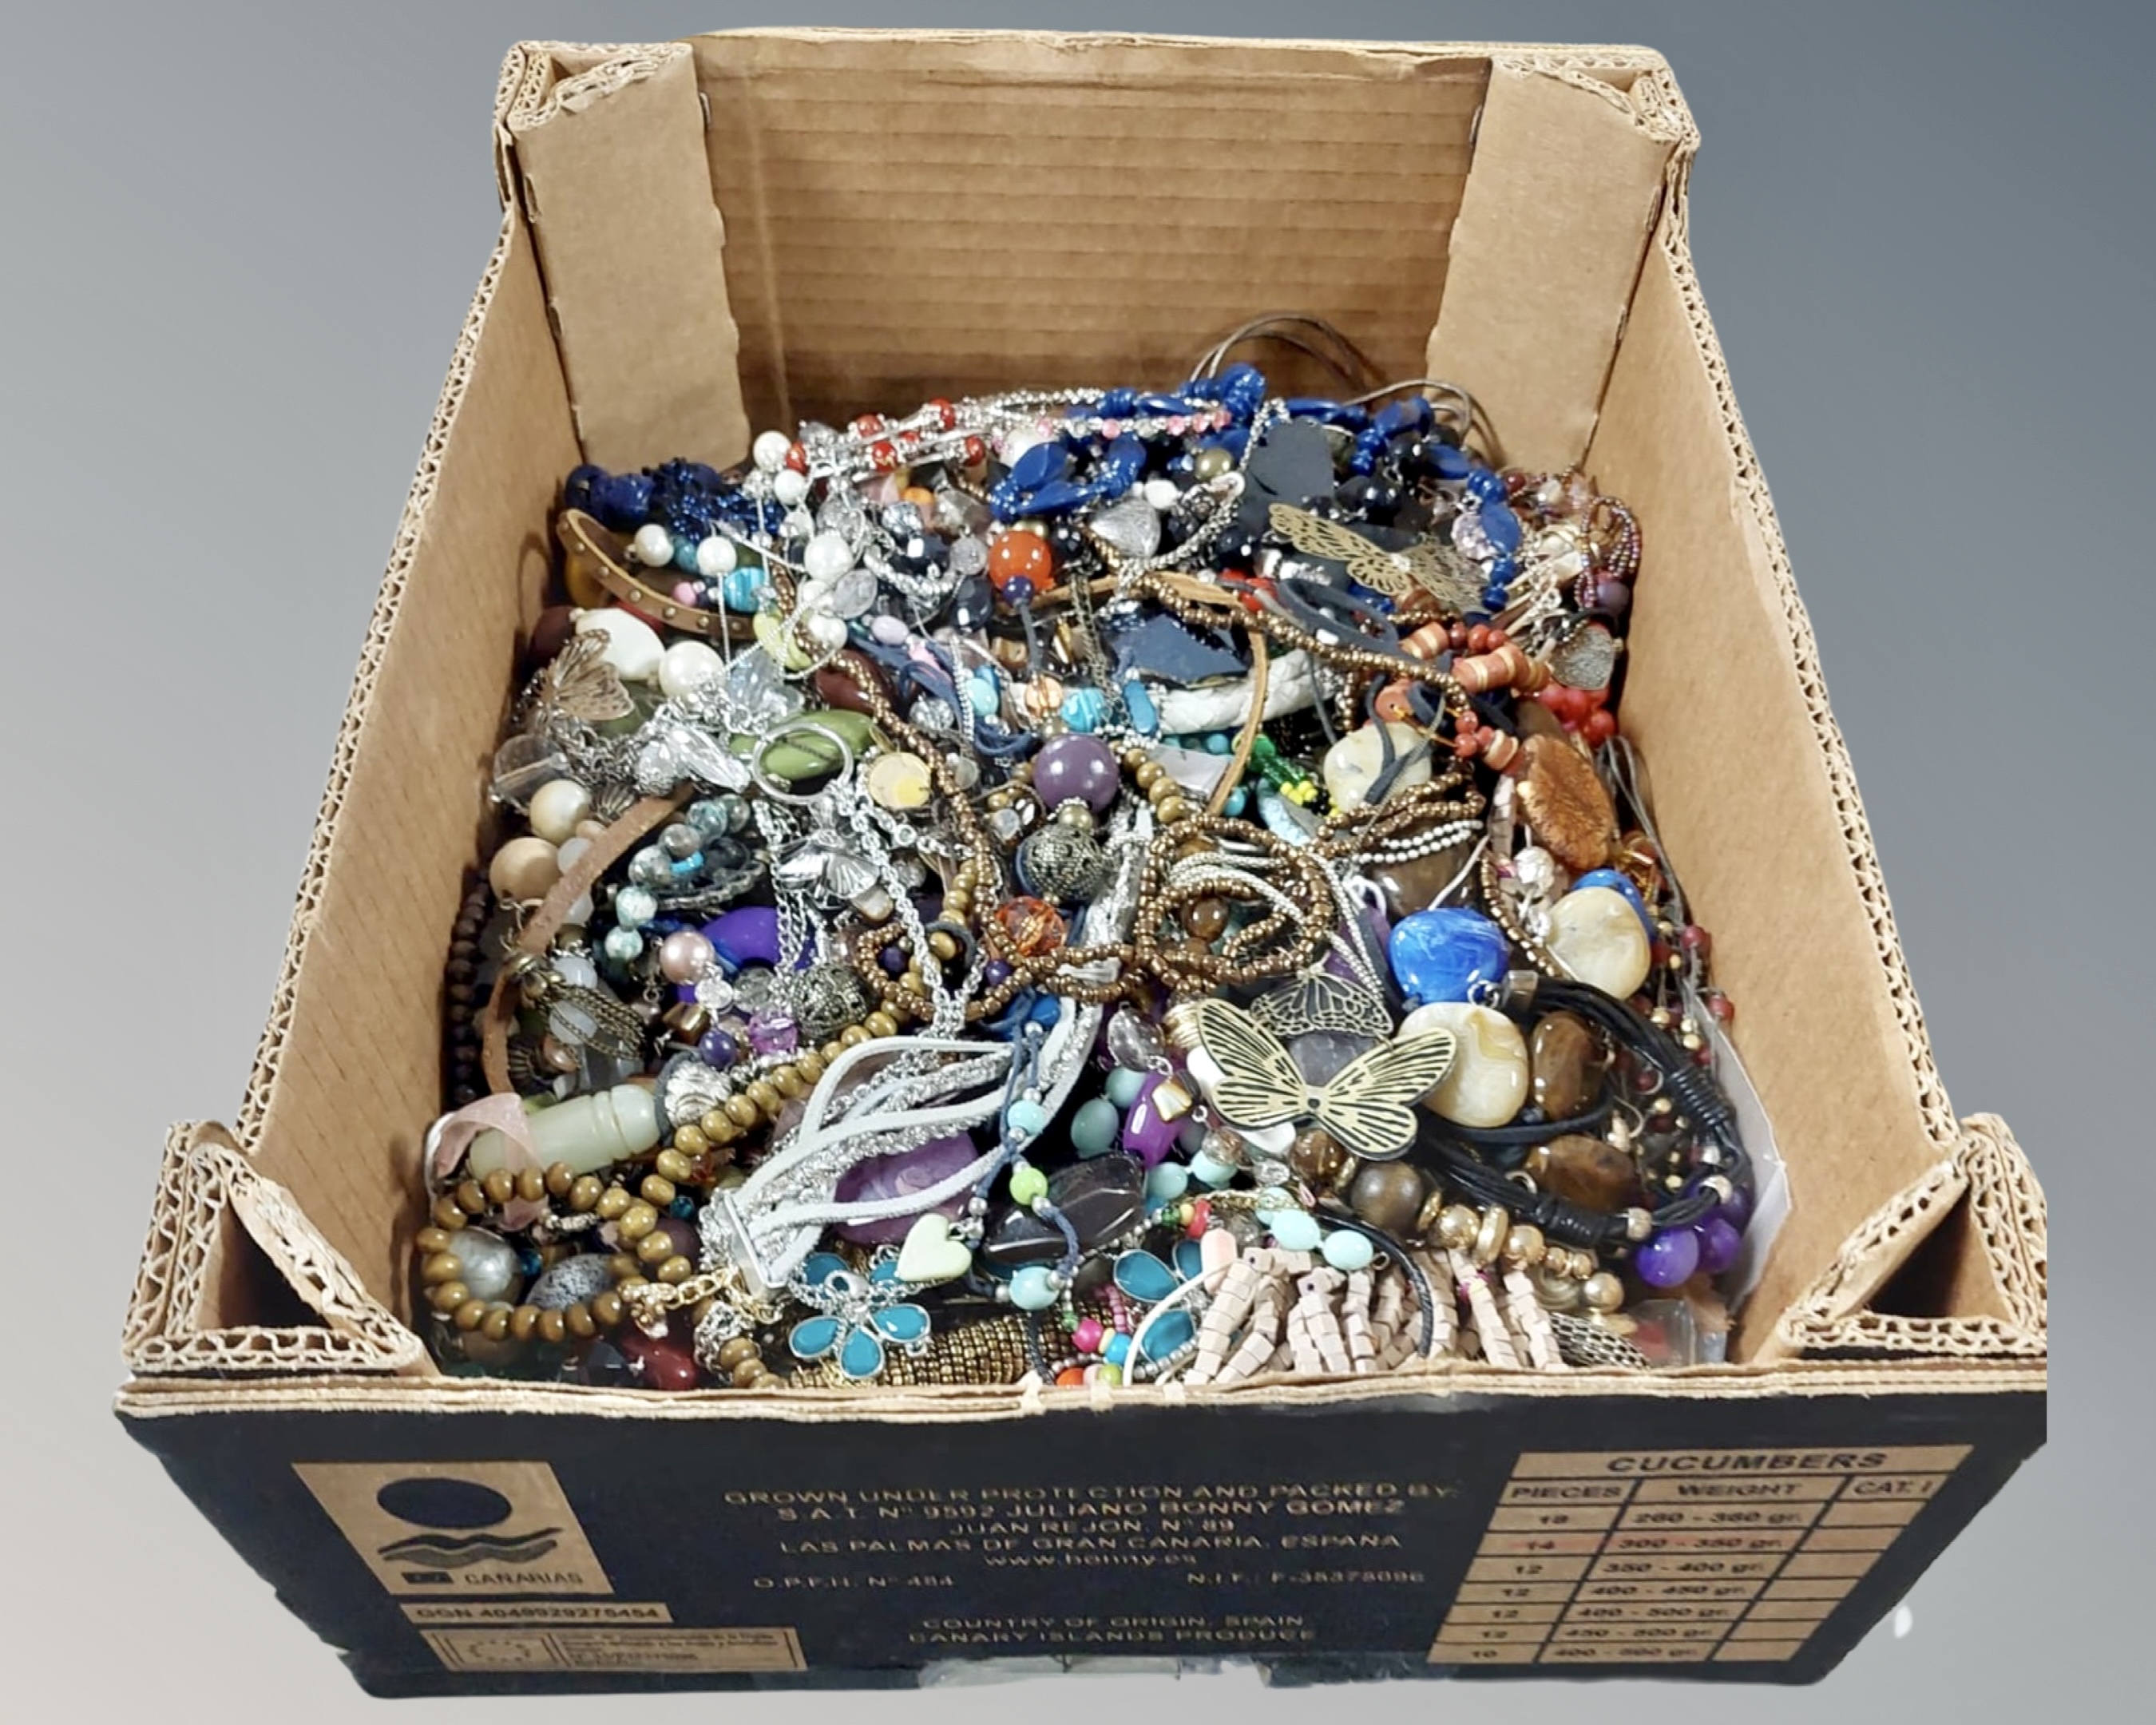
1167, 997, 1456, 1163
533, 629, 635, 728
1250, 970, 1393, 1041
1268, 503, 1479, 613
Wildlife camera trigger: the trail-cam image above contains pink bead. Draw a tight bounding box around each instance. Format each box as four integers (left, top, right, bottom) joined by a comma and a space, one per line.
1199, 1227, 1239, 1283
658, 930, 715, 984
672, 580, 700, 605
1072, 1317, 1105, 1354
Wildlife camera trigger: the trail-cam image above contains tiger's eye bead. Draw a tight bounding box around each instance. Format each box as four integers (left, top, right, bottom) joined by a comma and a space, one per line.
545, 1162, 576, 1198
607, 1254, 640, 1281
508, 1306, 541, 1342
716, 1336, 759, 1370
640, 1175, 677, 1208
724, 1094, 762, 1128
1348, 1161, 1429, 1234
596, 1186, 633, 1220
415, 1227, 454, 1255
1285, 1127, 1347, 1187
795, 1051, 828, 1083
481, 1168, 517, 1207
589, 1291, 624, 1327
656, 1256, 694, 1284
454, 1299, 488, 1331
515, 1168, 547, 1204
616, 1201, 659, 1241
420, 1251, 464, 1285
482, 1307, 513, 1342
1183, 897, 1231, 941
864, 1009, 901, 1039
536, 1309, 568, 1346
455, 1180, 488, 1216
430, 1280, 470, 1313
731, 1358, 770, 1388
432, 1196, 469, 1231
569, 1176, 604, 1212
773, 1066, 809, 1098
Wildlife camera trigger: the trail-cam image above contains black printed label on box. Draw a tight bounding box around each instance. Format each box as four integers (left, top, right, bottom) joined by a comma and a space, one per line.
294, 1461, 611, 1596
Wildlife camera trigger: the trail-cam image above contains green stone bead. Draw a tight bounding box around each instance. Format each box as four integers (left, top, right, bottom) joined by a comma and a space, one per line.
1070, 1097, 1121, 1156
1104, 1067, 1147, 1108
1009, 1164, 1049, 1206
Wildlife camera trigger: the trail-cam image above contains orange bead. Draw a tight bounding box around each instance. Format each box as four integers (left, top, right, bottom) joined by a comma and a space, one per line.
1055, 1366, 1088, 1388
988, 529, 1053, 593
1374, 678, 1417, 722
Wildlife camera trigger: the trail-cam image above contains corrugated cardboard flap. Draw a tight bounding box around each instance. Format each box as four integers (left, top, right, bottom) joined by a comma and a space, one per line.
123, 1122, 424, 1378
497, 40, 747, 470
1774, 1115, 2047, 1360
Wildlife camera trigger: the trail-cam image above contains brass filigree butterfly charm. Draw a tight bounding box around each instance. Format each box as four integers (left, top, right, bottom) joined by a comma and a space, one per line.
533, 629, 634, 728
1168, 997, 1456, 1163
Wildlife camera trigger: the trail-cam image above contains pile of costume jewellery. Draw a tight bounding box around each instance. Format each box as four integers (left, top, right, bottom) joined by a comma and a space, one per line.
418, 321, 1758, 1391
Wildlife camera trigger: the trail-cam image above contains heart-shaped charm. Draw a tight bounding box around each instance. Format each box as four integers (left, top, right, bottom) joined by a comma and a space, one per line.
895, 1213, 973, 1286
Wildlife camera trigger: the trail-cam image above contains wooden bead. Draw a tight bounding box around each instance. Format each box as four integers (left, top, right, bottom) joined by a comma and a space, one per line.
454, 1299, 488, 1332
536, 1310, 568, 1346
640, 1175, 677, 1208
565, 1303, 597, 1338
655, 1148, 695, 1183
415, 1227, 454, 1255
509, 1306, 541, 1342
569, 1176, 604, 1212
596, 1186, 632, 1220
482, 1307, 513, 1342
864, 1010, 898, 1039
431, 1196, 470, 1231
744, 1080, 783, 1116
839, 1025, 870, 1048
420, 1251, 463, 1285
820, 1040, 847, 1064
454, 1180, 488, 1216
795, 1052, 827, 1083
715, 1336, 759, 1369
731, 1358, 767, 1388
773, 1066, 808, 1099
590, 1291, 624, 1327
635, 1231, 675, 1266
481, 1168, 517, 1207
617, 1201, 659, 1241
724, 1094, 761, 1128
515, 1167, 547, 1204
430, 1281, 470, 1313
656, 1255, 694, 1284
607, 1254, 640, 1281
545, 1162, 576, 1198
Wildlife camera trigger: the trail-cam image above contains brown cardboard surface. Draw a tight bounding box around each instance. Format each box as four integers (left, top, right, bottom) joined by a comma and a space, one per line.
689, 30, 1484, 430
1585, 223, 2015, 1358
1429, 59, 1678, 469
504, 44, 749, 470
236, 208, 577, 1324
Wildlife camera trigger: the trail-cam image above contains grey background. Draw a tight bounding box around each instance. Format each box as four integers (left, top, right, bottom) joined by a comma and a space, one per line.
1, 0, 2138, 1714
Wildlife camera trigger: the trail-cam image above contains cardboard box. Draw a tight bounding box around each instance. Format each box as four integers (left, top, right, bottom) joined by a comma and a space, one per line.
115, 30, 2047, 1694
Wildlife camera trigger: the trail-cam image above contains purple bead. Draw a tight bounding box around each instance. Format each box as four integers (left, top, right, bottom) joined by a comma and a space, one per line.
696, 1027, 739, 1068
1002, 574, 1036, 606
1635, 1227, 1702, 1288
982, 958, 1014, 988
878, 943, 909, 976
1715, 1182, 1754, 1231
1694, 1215, 1742, 1277
1032, 734, 1121, 815
702, 906, 781, 971
747, 1007, 799, 1057
832, 1133, 980, 1244
1120, 1074, 1183, 1168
